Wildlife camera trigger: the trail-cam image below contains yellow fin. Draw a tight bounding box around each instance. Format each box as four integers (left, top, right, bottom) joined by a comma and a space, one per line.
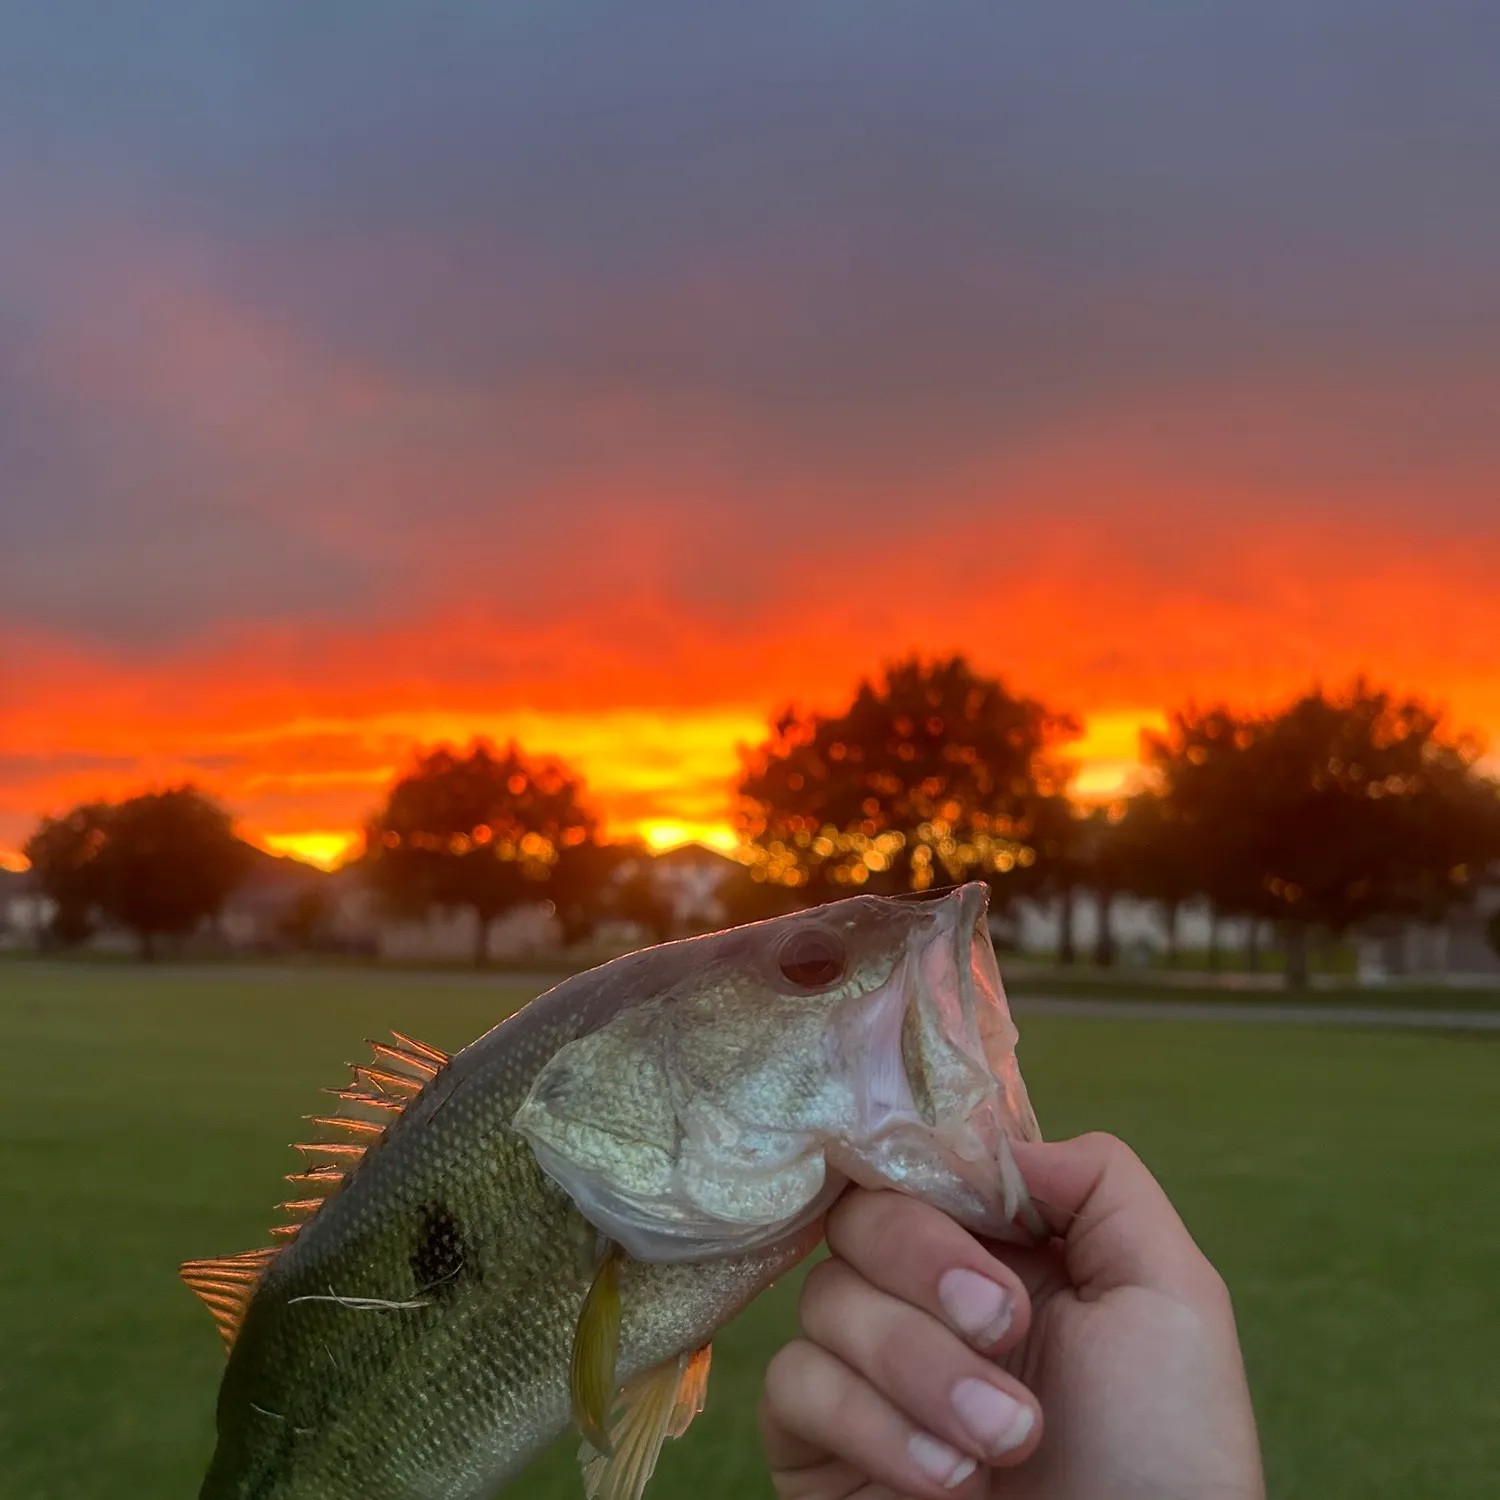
571, 1244, 622, 1455
580, 1345, 715, 1500
178, 1247, 277, 1353
269, 1031, 450, 1243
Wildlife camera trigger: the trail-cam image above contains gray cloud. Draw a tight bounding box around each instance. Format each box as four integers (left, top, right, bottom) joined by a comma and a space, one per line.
1, 1, 1497, 646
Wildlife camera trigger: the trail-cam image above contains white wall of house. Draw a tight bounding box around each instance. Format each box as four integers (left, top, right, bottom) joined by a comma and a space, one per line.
3, 893, 56, 944
1359, 884, 1500, 982
375, 902, 561, 962
1009, 893, 1261, 959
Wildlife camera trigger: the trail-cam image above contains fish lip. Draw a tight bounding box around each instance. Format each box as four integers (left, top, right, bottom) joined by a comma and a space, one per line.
952, 881, 991, 1031
925, 882, 1049, 1241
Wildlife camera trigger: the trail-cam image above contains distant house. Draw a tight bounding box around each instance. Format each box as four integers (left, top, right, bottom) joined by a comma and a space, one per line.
217, 856, 335, 951
0, 868, 40, 949
646, 842, 741, 932
373, 902, 561, 963
1009, 892, 1262, 965
1358, 880, 1500, 984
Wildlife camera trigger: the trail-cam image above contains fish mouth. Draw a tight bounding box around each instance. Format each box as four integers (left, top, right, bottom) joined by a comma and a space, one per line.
953, 883, 1042, 1146
831, 882, 1048, 1244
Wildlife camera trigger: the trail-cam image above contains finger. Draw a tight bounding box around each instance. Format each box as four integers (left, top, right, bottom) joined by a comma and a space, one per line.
827, 1189, 1031, 1353
1008, 1133, 1226, 1302
799, 1257, 1041, 1467
760, 1339, 986, 1498
769, 1459, 908, 1500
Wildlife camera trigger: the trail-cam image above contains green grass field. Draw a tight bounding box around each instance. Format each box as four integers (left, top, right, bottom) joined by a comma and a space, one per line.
1, 964, 1496, 1499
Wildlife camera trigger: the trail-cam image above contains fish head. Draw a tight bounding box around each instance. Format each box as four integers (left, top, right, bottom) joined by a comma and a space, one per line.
512, 881, 1044, 1262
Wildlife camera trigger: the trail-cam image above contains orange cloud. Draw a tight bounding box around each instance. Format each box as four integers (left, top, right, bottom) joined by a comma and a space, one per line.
3, 511, 1497, 867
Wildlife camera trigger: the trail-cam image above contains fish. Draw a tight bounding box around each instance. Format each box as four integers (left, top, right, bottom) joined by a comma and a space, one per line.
182, 880, 1045, 1500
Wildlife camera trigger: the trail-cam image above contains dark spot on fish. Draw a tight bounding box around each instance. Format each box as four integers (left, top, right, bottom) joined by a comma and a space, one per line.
411, 1202, 468, 1292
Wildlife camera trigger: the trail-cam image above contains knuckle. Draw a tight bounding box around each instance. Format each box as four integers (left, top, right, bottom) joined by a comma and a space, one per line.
828, 1188, 964, 1289
826, 1186, 902, 1253
1079, 1129, 1134, 1165
798, 1259, 864, 1343
795, 1258, 839, 1327
864, 1318, 921, 1395
762, 1341, 815, 1413
823, 1365, 869, 1441
1191, 1260, 1236, 1318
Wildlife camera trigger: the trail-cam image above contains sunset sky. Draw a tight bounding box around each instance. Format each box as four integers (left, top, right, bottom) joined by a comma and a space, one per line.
3, 5, 1499, 869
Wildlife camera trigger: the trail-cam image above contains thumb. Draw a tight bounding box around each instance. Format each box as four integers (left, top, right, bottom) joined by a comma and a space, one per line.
1008, 1133, 1220, 1301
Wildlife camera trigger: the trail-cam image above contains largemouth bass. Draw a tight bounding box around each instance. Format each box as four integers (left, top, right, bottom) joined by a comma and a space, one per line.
183, 882, 1044, 1500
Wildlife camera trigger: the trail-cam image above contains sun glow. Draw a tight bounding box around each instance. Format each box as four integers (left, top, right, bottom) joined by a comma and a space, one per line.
638, 820, 740, 854
1066, 710, 1169, 802
257, 830, 362, 870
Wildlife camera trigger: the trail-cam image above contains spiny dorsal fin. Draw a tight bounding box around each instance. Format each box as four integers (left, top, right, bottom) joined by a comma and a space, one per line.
179, 1033, 451, 1348
274, 1031, 450, 1243
179, 1247, 278, 1353
580, 1345, 715, 1500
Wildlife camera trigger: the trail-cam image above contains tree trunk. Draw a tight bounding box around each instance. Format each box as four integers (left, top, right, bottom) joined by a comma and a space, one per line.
1092, 888, 1115, 967
1245, 920, 1261, 972
1206, 911, 1219, 971
1163, 900, 1180, 967
139, 929, 157, 963
472, 909, 491, 968
1057, 888, 1076, 966
1283, 922, 1309, 991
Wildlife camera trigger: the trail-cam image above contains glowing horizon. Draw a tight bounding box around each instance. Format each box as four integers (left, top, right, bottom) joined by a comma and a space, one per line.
9, 700, 1495, 877
0, 707, 1168, 873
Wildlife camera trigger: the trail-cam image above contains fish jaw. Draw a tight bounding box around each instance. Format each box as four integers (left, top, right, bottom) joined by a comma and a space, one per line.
512, 883, 1047, 1265
824, 882, 1047, 1243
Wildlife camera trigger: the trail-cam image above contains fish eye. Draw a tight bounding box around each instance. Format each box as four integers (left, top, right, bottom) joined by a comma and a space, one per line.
776, 927, 847, 990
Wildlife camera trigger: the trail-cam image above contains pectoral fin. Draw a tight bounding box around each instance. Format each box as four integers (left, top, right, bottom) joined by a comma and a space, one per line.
580, 1345, 714, 1500
571, 1243, 623, 1455
667, 1344, 711, 1438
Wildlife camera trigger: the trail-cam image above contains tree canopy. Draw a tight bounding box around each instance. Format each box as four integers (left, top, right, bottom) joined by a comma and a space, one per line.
1139, 685, 1500, 985
734, 655, 1079, 903
22, 801, 115, 946
24, 787, 253, 958
361, 741, 600, 964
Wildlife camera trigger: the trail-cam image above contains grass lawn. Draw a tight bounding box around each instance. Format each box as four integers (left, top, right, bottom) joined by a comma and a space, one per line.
1, 964, 1496, 1499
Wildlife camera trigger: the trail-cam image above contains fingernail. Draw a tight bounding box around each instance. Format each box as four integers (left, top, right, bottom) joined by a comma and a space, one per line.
938, 1268, 1012, 1346
951, 1378, 1034, 1457
908, 1431, 979, 1489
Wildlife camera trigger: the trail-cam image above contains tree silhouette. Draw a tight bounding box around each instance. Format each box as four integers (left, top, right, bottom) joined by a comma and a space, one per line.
1147, 686, 1500, 988
735, 655, 1078, 906
1103, 794, 1196, 964
602, 856, 675, 945
362, 742, 600, 965
547, 838, 633, 947
23, 802, 115, 947
1030, 804, 1106, 966
25, 788, 253, 959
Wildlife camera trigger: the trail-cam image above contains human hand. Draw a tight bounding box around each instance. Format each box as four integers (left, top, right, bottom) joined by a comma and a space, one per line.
759, 1132, 1265, 1499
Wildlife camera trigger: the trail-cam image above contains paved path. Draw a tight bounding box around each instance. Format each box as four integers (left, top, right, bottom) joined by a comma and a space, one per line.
1009, 995, 1500, 1032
